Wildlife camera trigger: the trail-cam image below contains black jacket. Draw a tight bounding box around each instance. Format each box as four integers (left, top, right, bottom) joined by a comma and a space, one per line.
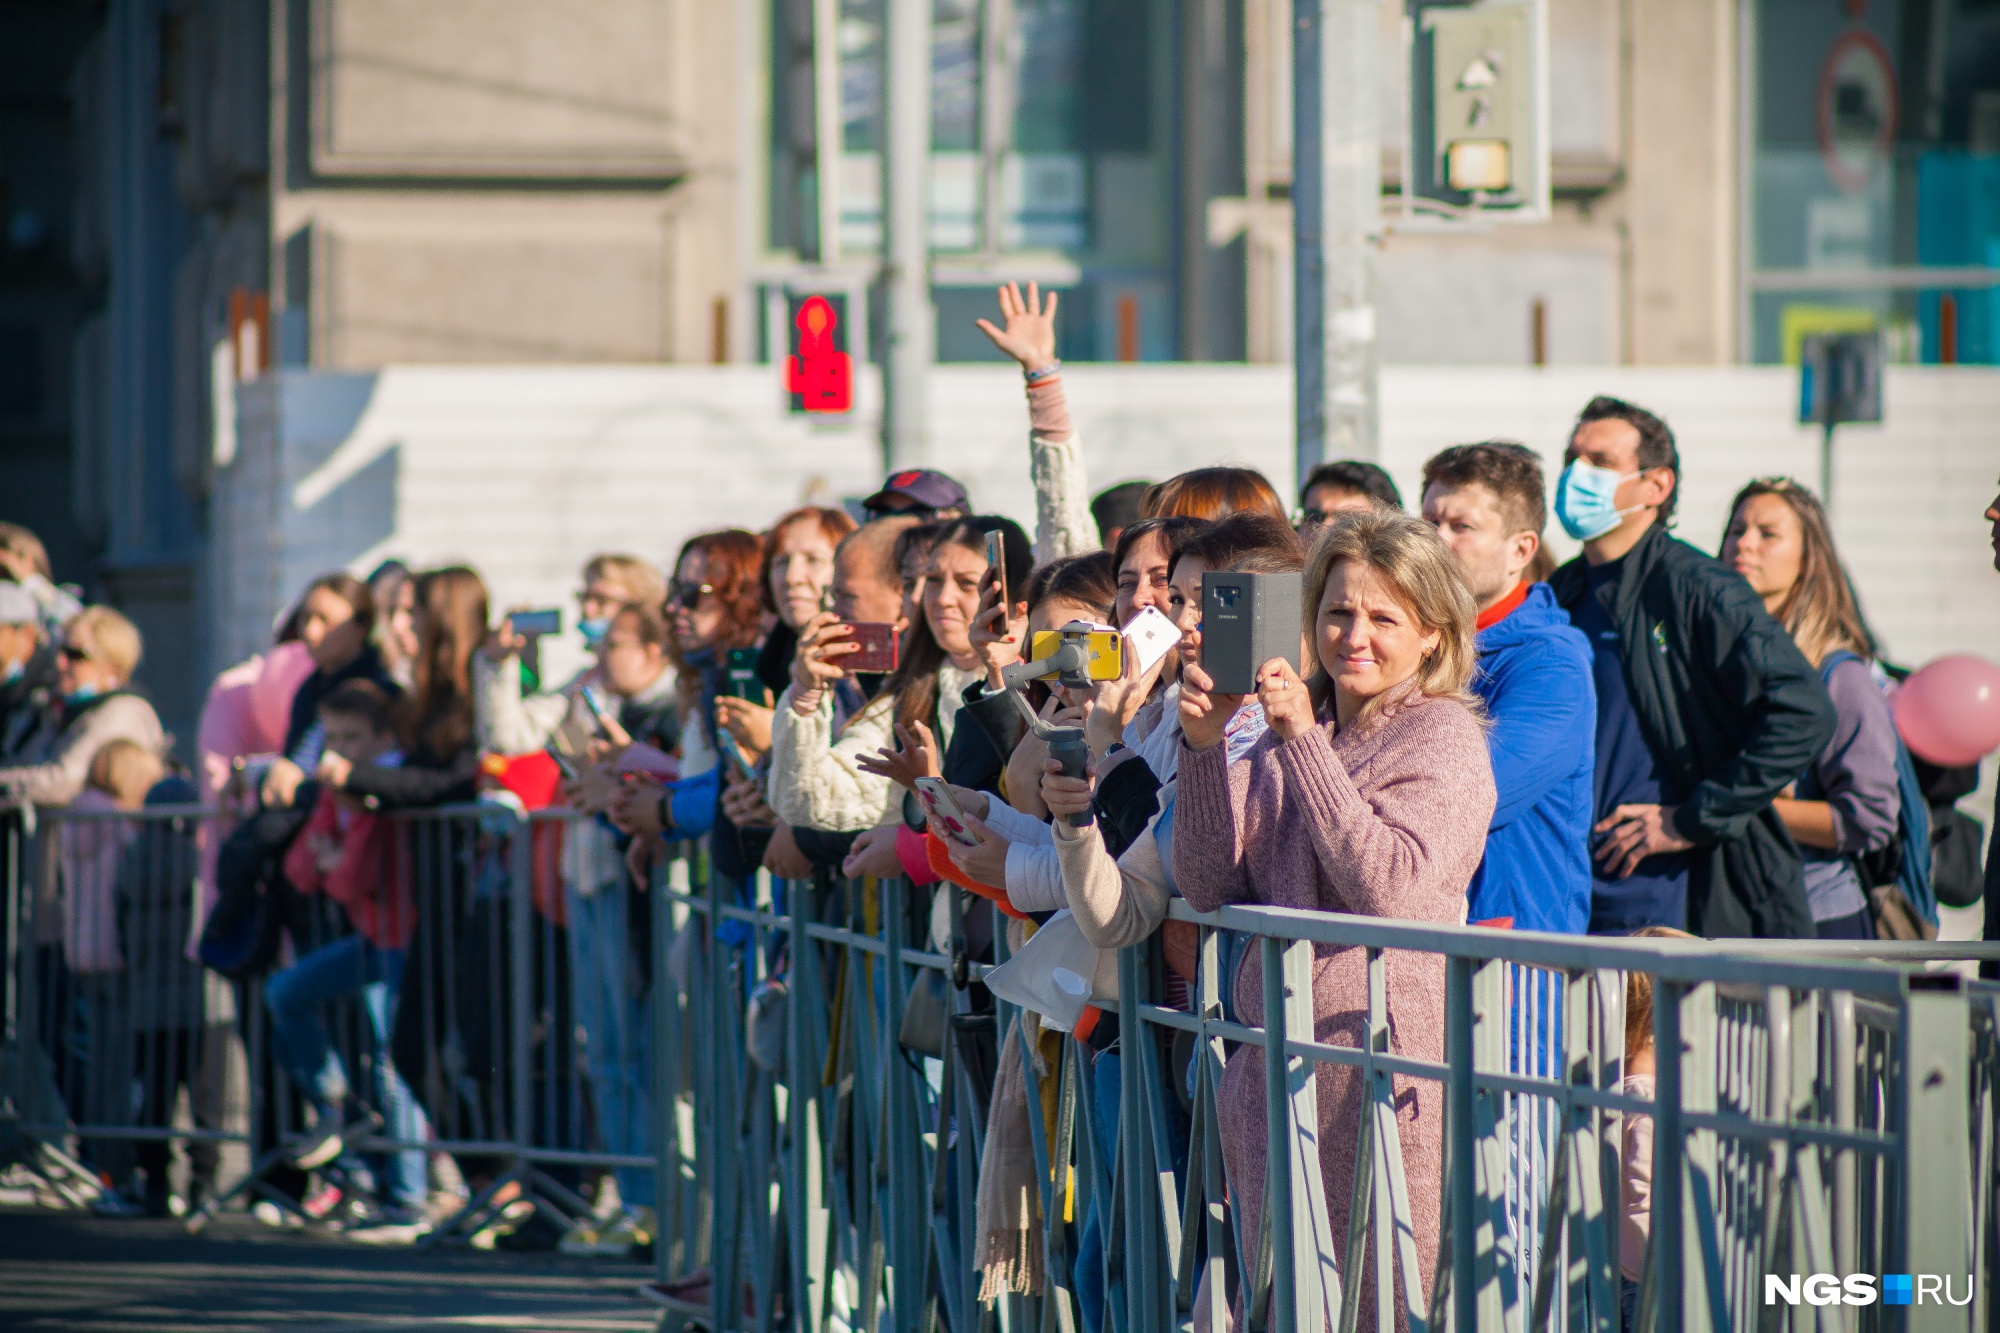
0, 643, 58, 763
1549, 525, 1837, 939
284, 646, 401, 760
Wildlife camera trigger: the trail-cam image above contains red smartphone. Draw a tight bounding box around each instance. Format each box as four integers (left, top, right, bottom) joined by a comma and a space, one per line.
839, 621, 900, 674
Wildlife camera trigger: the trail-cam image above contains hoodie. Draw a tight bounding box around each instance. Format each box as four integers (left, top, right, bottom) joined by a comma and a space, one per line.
1467, 580, 1597, 933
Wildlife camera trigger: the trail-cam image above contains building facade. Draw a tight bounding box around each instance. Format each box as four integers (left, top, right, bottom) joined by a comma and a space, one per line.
1, 0, 1994, 738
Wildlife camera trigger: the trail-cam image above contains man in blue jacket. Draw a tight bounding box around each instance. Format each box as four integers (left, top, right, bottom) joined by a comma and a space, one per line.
1422, 442, 1596, 932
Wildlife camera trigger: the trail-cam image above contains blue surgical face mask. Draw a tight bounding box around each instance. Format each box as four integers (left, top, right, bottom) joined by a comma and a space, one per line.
66, 684, 100, 705
578, 617, 611, 649
1554, 459, 1643, 542
1, 660, 21, 686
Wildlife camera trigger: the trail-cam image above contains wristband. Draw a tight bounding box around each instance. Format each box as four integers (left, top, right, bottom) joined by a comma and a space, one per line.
1023, 361, 1061, 385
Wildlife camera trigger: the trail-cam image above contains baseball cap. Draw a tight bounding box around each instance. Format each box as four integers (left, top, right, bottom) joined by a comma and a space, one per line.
0, 583, 38, 626
861, 468, 970, 517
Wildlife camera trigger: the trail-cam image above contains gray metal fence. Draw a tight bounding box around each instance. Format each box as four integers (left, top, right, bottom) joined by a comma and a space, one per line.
6, 801, 1998, 1333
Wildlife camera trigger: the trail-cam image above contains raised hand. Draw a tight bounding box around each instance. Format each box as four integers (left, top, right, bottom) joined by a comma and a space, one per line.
855, 720, 943, 793
971, 568, 1028, 688
974, 281, 1059, 372
1085, 631, 1166, 758
790, 611, 857, 710
1178, 659, 1245, 753
1254, 657, 1315, 742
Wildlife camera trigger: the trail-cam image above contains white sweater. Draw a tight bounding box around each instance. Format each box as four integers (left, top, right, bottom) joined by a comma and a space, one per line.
768, 663, 980, 832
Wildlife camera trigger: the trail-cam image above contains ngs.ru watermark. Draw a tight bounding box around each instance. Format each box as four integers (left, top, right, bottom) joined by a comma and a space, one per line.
1765, 1273, 1973, 1306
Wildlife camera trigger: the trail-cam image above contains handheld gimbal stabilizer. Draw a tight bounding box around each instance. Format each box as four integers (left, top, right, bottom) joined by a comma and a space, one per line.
997, 626, 1099, 829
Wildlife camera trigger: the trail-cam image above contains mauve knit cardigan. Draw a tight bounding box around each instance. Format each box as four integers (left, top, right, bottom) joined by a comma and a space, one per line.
1177, 685, 1496, 1324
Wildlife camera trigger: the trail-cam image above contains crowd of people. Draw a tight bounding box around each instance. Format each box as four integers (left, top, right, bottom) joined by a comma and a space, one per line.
4, 282, 1996, 1325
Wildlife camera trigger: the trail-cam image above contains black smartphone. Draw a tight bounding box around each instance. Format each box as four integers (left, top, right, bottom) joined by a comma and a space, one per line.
985, 529, 1008, 613
508, 608, 562, 637
725, 647, 762, 700
1201, 571, 1302, 694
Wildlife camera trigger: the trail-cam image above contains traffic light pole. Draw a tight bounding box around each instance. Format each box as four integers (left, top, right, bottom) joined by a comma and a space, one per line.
1292, 0, 1381, 493
881, 0, 933, 471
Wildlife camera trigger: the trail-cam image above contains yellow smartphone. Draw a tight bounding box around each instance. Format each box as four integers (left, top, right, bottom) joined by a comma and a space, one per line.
1028, 628, 1124, 681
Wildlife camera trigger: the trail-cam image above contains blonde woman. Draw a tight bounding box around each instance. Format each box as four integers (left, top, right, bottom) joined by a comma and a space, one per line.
1720, 478, 1897, 939
1177, 511, 1496, 1325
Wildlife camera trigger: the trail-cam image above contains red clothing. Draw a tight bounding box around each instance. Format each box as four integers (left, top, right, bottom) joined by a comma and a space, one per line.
283, 789, 417, 949
1475, 578, 1531, 631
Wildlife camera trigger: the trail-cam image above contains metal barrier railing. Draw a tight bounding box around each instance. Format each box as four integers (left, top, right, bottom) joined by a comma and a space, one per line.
6, 793, 1998, 1333
0, 799, 669, 1242
640, 853, 2000, 1333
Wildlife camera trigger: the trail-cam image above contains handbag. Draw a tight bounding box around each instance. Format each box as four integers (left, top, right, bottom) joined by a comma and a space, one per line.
898, 967, 950, 1059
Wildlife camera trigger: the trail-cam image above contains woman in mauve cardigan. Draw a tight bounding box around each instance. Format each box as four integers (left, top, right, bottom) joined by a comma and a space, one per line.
1176, 511, 1496, 1326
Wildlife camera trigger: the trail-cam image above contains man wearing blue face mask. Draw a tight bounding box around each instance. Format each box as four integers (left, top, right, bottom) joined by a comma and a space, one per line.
1547, 396, 1835, 939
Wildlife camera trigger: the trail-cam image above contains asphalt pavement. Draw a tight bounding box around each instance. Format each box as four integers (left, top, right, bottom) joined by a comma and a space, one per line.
0, 1207, 660, 1332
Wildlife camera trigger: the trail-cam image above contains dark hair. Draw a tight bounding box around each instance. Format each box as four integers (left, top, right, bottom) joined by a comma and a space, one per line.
1111, 515, 1205, 584
893, 521, 946, 583
611, 601, 672, 651
1142, 467, 1289, 525
881, 518, 1023, 730
1300, 460, 1402, 512
319, 679, 398, 735
759, 506, 858, 616
406, 566, 487, 757
670, 529, 765, 662
1023, 550, 1118, 621
302, 572, 376, 632
1090, 481, 1153, 545
1421, 441, 1548, 537
1573, 395, 1680, 526
365, 558, 411, 590
1176, 511, 1306, 575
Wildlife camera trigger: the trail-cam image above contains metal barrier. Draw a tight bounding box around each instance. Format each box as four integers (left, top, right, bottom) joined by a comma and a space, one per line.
0, 798, 665, 1242
7, 792, 1998, 1333
640, 851, 2000, 1333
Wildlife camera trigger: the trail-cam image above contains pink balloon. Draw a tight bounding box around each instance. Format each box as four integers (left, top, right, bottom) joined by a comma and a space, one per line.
1893, 654, 2000, 768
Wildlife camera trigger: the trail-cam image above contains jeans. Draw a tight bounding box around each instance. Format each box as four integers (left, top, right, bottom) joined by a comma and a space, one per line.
1075, 1047, 1125, 1333
568, 883, 654, 1210
265, 935, 429, 1208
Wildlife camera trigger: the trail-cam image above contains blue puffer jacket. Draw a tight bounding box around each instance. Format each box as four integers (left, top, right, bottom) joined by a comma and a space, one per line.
1468, 581, 1597, 933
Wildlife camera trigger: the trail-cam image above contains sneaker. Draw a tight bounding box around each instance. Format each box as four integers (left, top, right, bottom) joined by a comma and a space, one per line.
561, 1206, 654, 1258
557, 1216, 607, 1256
469, 1198, 536, 1251
251, 1199, 305, 1230
346, 1206, 432, 1247
301, 1181, 345, 1220
289, 1108, 383, 1170
89, 1190, 148, 1219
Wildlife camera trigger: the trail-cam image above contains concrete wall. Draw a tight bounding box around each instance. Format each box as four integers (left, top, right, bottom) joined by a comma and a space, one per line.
214, 363, 2000, 691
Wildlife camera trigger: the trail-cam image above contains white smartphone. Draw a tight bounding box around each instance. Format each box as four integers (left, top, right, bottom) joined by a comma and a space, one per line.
1122, 605, 1180, 677
914, 777, 981, 849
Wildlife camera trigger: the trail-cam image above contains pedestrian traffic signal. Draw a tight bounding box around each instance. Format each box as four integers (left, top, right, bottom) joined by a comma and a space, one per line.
786, 293, 852, 415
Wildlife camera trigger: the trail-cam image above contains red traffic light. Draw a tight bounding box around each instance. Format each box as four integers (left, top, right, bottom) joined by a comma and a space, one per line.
786, 294, 852, 414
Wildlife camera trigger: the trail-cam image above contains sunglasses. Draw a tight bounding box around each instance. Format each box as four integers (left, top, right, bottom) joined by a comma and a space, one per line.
672, 581, 715, 610
57, 642, 92, 663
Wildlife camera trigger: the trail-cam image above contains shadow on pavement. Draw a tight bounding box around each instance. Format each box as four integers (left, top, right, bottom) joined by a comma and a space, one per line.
0, 1206, 658, 1332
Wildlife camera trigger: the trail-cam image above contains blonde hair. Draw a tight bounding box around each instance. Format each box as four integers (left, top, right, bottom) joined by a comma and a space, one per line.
1301, 511, 1481, 723
64, 606, 143, 683
1623, 925, 1698, 1056
87, 739, 163, 809
0, 523, 51, 580
582, 554, 665, 613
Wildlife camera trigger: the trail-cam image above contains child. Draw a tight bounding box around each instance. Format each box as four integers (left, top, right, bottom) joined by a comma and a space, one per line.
118, 767, 222, 1217
1620, 925, 1693, 1324
268, 680, 430, 1235
61, 739, 163, 1214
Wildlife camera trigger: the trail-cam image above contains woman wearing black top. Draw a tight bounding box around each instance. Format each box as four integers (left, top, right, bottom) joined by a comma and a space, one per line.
260, 573, 400, 808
